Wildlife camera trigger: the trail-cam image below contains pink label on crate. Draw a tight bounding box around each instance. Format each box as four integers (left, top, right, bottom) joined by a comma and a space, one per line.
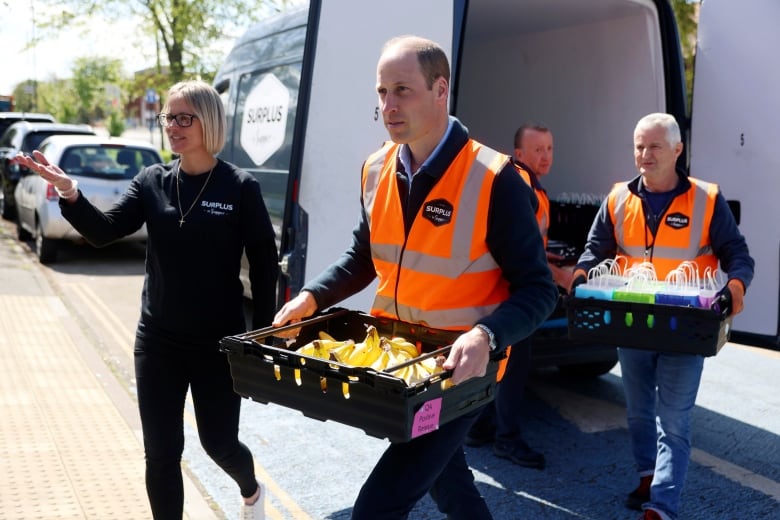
411, 398, 443, 438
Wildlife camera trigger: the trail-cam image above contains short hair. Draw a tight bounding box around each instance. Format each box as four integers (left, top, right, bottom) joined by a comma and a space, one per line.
383, 35, 450, 89
514, 123, 551, 150
164, 80, 226, 155
634, 112, 681, 146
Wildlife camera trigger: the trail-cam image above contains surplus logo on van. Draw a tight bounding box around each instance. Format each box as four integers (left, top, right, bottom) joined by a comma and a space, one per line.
423, 199, 453, 226
665, 212, 690, 230
241, 73, 290, 166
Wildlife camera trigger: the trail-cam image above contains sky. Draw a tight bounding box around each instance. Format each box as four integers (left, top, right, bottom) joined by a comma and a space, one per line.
0, 0, 307, 96
0, 1, 161, 94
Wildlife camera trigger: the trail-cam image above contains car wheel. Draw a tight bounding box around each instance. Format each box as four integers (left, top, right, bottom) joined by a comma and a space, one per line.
1, 189, 15, 220
557, 359, 618, 379
16, 215, 32, 241
35, 222, 58, 264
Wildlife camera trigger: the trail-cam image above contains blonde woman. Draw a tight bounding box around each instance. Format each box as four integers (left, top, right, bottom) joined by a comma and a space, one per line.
15, 80, 277, 520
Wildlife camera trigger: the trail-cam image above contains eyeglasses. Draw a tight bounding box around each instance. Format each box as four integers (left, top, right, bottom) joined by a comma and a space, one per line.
157, 112, 198, 127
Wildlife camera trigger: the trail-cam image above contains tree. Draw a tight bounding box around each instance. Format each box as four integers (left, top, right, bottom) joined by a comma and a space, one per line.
34, 0, 303, 85
671, 0, 700, 113
72, 56, 124, 123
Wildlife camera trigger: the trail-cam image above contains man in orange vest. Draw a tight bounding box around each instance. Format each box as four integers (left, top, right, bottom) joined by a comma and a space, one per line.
273, 36, 558, 520
466, 124, 568, 469
570, 113, 754, 520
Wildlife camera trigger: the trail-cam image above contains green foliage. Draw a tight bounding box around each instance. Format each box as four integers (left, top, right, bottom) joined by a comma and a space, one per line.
34, 0, 300, 84
671, 0, 700, 114
107, 110, 126, 137
72, 56, 124, 122
11, 0, 304, 135
159, 148, 174, 164
36, 79, 81, 123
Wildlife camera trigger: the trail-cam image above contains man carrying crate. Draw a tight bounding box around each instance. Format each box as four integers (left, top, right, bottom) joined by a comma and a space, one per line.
569, 112, 754, 520
273, 35, 558, 519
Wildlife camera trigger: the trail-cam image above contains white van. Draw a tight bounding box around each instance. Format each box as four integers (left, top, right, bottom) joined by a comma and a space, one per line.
214, 0, 780, 370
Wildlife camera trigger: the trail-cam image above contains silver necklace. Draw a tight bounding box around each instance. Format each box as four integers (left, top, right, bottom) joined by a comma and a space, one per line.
175, 161, 215, 227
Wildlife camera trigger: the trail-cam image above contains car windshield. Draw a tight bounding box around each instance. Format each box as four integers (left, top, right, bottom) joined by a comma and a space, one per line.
23, 131, 91, 152
60, 146, 159, 179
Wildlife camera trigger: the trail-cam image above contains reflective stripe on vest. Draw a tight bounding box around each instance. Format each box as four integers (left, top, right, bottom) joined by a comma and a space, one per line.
515, 165, 549, 246
608, 177, 718, 278
362, 140, 510, 330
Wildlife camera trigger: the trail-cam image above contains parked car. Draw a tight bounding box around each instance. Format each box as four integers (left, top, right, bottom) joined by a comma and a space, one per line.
13, 135, 161, 263
0, 121, 95, 219
0, 112, 56, 138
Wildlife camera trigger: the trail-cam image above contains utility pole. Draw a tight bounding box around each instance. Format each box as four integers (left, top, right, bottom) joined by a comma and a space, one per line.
29, 0, 39, 111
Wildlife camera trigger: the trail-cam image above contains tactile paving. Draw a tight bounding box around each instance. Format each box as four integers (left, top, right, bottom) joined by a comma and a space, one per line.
0, 295, 152, 519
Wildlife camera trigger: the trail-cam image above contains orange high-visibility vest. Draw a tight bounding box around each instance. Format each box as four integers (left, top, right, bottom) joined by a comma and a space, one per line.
362, 140, 510, 332
515, 164, 549, 247
607, 177, 719, 278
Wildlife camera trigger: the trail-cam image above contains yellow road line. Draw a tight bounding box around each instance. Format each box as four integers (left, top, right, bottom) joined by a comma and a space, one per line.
692, 448, 780, 501
254, 462, 313, 520
728, 342, 780, 359
70, 281, 312, 519
181, 393, 312, 519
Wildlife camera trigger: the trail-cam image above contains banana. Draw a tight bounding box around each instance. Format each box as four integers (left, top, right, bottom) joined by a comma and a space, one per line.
318, 330, 338, 341
329, 339, 356, 363
405, 362, 430, 386
345, 326, 382, 367
370, 349, 392, 370
390, 350, 413, 367
344, 341, 369, 365
389, 337, 419, 358
360, 340, 384, 367
295, 341, 317, 357
432, 355, 454, 389
394, 365, 412, 384
364, 325, 381, 350
297, 329, 435, 378
418, 355, 438, 374
295, 339, 331, 360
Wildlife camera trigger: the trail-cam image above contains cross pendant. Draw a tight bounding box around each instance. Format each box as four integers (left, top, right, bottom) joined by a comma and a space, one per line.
179, 217, 185, 227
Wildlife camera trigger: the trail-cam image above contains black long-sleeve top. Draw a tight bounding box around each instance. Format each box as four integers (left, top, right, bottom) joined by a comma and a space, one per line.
303, 118, 559, 352
60, 159, 279, 350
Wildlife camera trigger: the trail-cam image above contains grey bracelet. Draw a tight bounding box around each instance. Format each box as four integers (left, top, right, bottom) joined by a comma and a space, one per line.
55, 180, 78, 199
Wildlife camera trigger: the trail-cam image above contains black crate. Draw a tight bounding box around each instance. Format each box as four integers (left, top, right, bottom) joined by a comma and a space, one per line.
219, 308, 501, 442
566, 297, 732, 356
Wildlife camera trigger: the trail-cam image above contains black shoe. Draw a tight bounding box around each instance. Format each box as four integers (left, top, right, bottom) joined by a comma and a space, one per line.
493, 439, 546, 469
464, 423, 495, 447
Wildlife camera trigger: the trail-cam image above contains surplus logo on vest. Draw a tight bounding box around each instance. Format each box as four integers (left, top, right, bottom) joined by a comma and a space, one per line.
201, 200, 234, 217
423, 198, 453, 226
665, 212, 689, 230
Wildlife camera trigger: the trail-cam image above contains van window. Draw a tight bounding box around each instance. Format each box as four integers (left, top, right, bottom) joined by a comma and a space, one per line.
227, 63, 301, 228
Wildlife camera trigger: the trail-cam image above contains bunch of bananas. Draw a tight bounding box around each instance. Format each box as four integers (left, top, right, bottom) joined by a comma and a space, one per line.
294, 326, 446, 387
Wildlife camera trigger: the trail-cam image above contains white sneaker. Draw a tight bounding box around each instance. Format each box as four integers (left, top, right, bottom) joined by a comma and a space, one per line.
239, 483, 265, 520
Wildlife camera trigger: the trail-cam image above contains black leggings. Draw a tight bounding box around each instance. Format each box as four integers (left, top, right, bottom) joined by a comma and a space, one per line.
135, 338, 257, 519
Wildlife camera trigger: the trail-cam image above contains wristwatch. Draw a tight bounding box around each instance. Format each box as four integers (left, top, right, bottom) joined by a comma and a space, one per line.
475, 324, 497, 351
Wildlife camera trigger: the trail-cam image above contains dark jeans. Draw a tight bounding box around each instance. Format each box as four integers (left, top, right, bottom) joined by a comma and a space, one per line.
495, 337, 532, 442
352, 407, 492, 520
475, 337, 533, 443
135, 338, 257, 520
